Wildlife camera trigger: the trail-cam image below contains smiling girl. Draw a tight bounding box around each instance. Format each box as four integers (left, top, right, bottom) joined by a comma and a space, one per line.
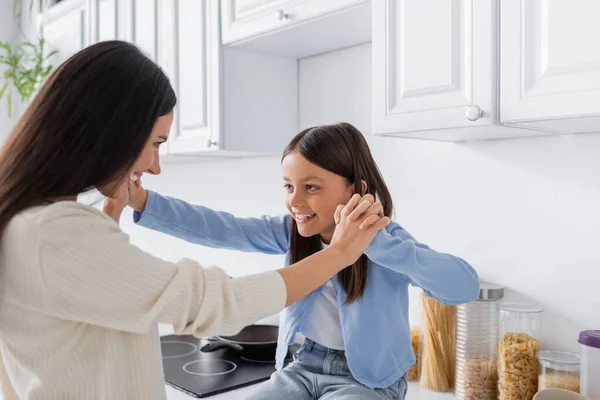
128, 122, 480, 399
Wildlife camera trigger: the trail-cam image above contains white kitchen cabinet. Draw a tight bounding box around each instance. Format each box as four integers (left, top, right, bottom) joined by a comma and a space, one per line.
95, 0, 117, 42
373, 0, 507, 141
220, 0, 372, 58
130, 0, 158, 61
157, 0, 297, 158
157, 0, 219, 155
151, 1, 298, 158
40, 0, 297, 158
41, 0, 88, 65
373, 0, 600, 141
500, 0, 600, 134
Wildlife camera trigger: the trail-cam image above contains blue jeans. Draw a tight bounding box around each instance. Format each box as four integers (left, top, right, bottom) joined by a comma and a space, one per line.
247, 339, 408, 399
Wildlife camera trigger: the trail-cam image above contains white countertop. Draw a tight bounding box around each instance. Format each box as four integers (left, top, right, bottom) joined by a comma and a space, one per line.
159, 325, 455, 400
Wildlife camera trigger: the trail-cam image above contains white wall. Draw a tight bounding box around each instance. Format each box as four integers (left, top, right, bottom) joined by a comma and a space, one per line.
0, 0, 17, 143
123, 43, 600, 353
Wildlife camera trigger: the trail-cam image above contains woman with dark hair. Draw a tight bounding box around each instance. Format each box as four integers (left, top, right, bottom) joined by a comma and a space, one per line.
0, 41, 388, 399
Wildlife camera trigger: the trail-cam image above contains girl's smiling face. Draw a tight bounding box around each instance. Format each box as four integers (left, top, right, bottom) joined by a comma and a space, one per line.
282, 151, 355, 243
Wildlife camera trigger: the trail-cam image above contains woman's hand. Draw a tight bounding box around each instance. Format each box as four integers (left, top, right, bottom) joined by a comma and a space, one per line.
329, 194, 389, 267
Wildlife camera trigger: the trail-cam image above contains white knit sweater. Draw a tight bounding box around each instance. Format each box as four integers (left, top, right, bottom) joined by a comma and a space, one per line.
0, 201, 286, 399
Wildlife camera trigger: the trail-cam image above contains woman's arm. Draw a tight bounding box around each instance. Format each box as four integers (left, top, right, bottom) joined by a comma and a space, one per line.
40, 199, 387, 336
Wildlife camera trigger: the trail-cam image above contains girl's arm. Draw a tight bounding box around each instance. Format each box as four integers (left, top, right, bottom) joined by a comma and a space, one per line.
132, 190, 290, 255
364, 221, 480, 305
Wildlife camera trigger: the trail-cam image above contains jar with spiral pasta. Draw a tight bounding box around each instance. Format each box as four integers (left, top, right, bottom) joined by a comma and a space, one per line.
455, 282, 504, 400
497, 303, 544, 400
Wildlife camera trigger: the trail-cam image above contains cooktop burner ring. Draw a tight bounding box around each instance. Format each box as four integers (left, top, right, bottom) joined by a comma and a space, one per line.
161, 340, 198, 359
240, 352, 294, 364
182, 359, 238, 376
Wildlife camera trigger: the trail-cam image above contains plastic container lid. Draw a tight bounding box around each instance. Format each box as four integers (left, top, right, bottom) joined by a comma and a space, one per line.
497, 302, 544, 313
578, 330, 600, 349
537, 350, 580, 371
533, 388, 586, 400
477, 282, 504, 301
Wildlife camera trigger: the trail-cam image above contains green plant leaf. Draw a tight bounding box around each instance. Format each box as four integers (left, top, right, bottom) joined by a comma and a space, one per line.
7, 93, 12, 118
0, 83, 7, 100
0, 14, 55, 117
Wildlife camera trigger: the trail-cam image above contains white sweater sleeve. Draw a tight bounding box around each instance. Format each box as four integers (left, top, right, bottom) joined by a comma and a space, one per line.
36, 202, 286, 336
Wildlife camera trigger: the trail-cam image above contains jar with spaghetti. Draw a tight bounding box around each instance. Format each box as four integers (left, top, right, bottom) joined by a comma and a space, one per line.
420, 292, 456, 391
407, 327, 421, 381
455, 282, 504, 400
537, 350, 580, 393
497, 303, 543, 400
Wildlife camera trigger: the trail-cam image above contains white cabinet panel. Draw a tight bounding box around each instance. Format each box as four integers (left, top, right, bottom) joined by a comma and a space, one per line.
501, 0, 600, 129
43, 1, 87, 64
97, 0, 117, 41
159, 0, 219, 154
220, 0, 370, 58
132, 0, 157, 60
373, 0, 495, 137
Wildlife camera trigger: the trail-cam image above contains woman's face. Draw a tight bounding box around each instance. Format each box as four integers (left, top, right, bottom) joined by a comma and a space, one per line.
99, 111, 173, 198
130, 111, 173, 178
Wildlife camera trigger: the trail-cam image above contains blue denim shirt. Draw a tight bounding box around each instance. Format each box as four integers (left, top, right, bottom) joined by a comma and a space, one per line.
134, 191, 480, 389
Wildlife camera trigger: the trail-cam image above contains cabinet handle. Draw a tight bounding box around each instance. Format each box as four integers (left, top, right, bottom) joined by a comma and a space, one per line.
206, 139, 218, 148
276, 9, 289, 21
465, 105, 483, 121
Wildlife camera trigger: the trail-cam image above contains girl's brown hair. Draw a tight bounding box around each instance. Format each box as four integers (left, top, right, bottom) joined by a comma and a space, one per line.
282, 122, 393, 304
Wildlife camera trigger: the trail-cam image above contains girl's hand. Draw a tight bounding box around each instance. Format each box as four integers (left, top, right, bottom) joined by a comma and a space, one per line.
128, 174, 148, 213
334, 194, 385, 230
103, 175, 132, 223
329, 194, 390, 266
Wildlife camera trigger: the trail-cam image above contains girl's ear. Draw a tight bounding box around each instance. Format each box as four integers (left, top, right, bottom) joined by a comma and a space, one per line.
361, 180, 367, 195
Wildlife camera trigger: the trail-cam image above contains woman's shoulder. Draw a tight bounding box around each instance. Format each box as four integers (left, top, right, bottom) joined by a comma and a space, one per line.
10, 201, 114, 233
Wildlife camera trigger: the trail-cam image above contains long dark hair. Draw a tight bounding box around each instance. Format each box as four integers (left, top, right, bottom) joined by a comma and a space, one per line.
282, 122, 393, 304
0, 40, 176, 235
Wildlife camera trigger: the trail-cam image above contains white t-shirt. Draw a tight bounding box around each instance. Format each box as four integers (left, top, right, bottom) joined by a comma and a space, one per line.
301, 243, 345, 350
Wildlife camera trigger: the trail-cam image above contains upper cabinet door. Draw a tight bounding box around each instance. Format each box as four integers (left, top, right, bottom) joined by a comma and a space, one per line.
158, 0, 220, 154
130, 0, 158, 61
91, 0, 132, 43
221, 0, 366, 45
42, 0, 88, 64
373, 0, 495, 135
500, 0, 600, 125
96, 0, 117, 41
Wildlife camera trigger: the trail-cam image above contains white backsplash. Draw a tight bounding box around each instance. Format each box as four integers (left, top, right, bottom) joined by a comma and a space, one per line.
122, 43, 600, 353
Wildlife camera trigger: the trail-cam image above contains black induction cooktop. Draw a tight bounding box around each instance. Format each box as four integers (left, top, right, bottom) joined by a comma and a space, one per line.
160, 334, 300, 398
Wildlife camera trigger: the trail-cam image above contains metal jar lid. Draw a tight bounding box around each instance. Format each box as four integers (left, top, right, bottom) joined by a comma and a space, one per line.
477, 282, 504, 301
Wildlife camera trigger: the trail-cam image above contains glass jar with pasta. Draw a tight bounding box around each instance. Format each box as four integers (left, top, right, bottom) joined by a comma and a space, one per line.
420, 292, 457, 391
537, 350, 580, 393
455, 283, 504, 400
497, 303, 544, 400
407, 327, 421, 381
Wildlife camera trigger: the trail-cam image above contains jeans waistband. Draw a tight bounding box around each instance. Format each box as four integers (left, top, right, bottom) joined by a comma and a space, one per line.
303, 338, 346, 356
